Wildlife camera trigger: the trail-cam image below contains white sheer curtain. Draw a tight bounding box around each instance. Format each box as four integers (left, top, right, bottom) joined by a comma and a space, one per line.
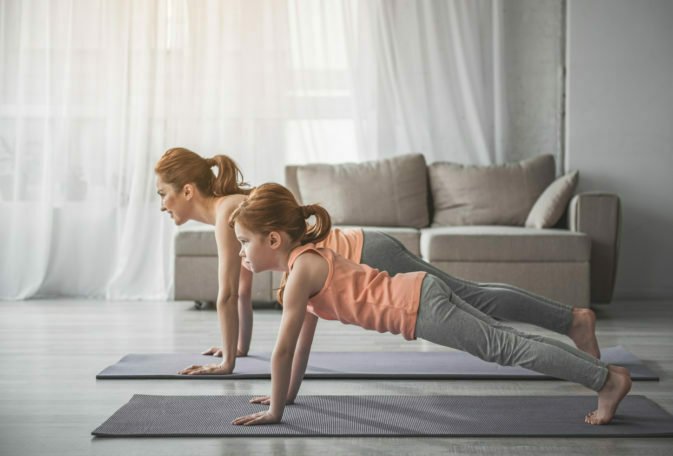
0, 0, 506, 300
346, 0, 507, 164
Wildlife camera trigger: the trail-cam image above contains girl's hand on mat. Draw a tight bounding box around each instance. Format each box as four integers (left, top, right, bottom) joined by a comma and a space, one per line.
250, 396, 294, 405
178, 363, 232, 375
232, 411, 280, 426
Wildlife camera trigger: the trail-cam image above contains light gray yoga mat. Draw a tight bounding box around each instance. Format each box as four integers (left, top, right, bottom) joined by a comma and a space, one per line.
96, 346, 658, 380
92, 394, 673, 437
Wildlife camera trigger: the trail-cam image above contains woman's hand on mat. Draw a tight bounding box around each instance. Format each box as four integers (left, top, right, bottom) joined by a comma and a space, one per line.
201, 346, 248, 357
232, 410, 281, 426
249, 396, 294, 405
178, 362, 233, 375
201, 346, 223, 357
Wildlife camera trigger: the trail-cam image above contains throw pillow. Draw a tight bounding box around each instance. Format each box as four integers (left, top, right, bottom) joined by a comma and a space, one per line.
525, 170, 579, 228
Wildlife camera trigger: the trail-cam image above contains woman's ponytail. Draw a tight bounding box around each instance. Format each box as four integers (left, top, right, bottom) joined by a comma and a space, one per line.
300, 204, 331, 245
155, 148, 251, 197
209, 155, 252, 196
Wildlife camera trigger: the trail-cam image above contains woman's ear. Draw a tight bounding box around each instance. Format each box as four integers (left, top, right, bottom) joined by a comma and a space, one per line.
182, 183, 195, 200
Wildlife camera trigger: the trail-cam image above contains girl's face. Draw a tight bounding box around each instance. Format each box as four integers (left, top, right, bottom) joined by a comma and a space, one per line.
156, 175, 189, 225
234, 223, 279, 273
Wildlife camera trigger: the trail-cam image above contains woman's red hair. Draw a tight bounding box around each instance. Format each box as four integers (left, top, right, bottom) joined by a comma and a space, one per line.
154, 147, 251, 196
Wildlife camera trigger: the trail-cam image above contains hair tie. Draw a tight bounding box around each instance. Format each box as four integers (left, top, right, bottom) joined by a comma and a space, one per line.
206, 157, 216, 167
301, 205, 311, 218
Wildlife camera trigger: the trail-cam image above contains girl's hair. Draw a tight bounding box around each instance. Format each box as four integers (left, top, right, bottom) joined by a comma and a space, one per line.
228, 182, 332, 303
154, 147, 252, 196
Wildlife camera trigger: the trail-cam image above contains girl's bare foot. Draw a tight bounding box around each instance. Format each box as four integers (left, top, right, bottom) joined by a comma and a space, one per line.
585, 364, 631, 425
568, 308, 601, 359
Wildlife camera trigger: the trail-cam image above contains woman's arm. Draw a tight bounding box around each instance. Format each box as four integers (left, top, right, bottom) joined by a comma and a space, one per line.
237, 264, 253, 356
212, 204, 243, 371
201, 262, 253, 358
180, 202, 241, 375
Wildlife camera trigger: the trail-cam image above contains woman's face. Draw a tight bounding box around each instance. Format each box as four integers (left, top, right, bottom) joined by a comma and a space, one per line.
156, 175, 189, 225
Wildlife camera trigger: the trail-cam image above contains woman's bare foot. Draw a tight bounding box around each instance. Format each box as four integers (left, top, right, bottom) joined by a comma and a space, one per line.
585, 364, 632, 425
568, 308, 601, 359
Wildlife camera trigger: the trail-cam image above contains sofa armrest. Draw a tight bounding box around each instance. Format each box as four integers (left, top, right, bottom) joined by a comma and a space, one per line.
568, 192, 621, 303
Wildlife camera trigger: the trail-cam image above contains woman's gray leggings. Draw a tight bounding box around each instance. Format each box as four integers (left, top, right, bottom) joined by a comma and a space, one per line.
415, 275, 609, 391
360, 231, 574, 335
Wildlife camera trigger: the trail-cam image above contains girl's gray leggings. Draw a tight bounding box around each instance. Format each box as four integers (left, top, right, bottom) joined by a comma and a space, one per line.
360, 231, 574, 335
415, 274, 609, 391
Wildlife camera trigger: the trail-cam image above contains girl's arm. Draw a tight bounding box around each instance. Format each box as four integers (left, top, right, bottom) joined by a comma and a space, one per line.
233, 253, 325, 425
286, 312, 318, 402
249, 312, 318, 405
266, 274, 309, 420
180, 203, 241, 375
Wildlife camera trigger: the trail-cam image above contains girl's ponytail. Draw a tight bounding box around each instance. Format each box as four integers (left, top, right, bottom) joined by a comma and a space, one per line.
300, 204, 331, 245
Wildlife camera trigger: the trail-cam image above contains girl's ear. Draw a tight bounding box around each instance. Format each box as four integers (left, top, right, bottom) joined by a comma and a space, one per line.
268, 231, 282, 250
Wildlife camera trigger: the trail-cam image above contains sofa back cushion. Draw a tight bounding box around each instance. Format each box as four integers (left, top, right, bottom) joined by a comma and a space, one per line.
286, 154, 429, 228
429, 155, 556, 226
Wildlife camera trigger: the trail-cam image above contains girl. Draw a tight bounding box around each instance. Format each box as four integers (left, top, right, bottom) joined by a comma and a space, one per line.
228, 183, 631, 426
155, 148, 600, 376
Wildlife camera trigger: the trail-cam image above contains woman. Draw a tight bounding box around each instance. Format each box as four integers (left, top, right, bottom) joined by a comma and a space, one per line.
154, 148, 600, 376
155, 148, 251, 374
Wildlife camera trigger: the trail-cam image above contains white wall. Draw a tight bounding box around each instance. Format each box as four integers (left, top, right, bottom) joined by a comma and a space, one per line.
566, 0, 673, 299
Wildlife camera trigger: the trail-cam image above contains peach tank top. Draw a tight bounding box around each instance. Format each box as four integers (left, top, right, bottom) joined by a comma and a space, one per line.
288, 243, 425, 340
242, 227, 363, 271
315, 227, 363, 263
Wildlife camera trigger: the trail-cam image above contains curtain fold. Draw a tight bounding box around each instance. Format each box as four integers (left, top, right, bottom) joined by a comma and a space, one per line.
345, 0, 507, 164
0, 0, 507, 299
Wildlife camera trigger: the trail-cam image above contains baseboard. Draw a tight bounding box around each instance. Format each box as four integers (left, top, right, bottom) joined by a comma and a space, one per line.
614, 288, 673, 300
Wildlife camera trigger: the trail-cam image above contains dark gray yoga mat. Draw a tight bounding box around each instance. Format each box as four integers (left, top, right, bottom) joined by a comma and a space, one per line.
96, 346, 658, 380
92, 394, 673, 437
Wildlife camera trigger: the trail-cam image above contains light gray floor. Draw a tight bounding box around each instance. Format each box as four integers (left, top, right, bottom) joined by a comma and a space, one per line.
1, 299, 672, 455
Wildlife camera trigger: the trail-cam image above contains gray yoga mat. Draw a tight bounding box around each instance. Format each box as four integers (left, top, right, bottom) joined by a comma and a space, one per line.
92, 394, 673, 437
96, 346, 658, 380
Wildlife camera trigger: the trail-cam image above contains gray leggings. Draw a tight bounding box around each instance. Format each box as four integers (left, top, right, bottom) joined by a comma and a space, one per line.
415, 275, 609, 391
360, 231, 574, 335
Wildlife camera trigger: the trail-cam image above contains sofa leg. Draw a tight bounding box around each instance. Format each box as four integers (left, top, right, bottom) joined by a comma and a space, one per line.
193, 300, 214, 310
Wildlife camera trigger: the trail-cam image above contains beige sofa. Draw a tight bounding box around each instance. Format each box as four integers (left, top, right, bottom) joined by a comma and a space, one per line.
174, 154, 620, 308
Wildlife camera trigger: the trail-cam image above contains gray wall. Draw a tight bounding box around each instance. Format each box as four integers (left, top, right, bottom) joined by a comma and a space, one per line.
503, 0, 564, 169
566, 0, 673, 299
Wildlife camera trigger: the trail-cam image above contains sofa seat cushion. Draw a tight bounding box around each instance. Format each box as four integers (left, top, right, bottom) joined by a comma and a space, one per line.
420, 226, 590, 262
175, 225, 217, 256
